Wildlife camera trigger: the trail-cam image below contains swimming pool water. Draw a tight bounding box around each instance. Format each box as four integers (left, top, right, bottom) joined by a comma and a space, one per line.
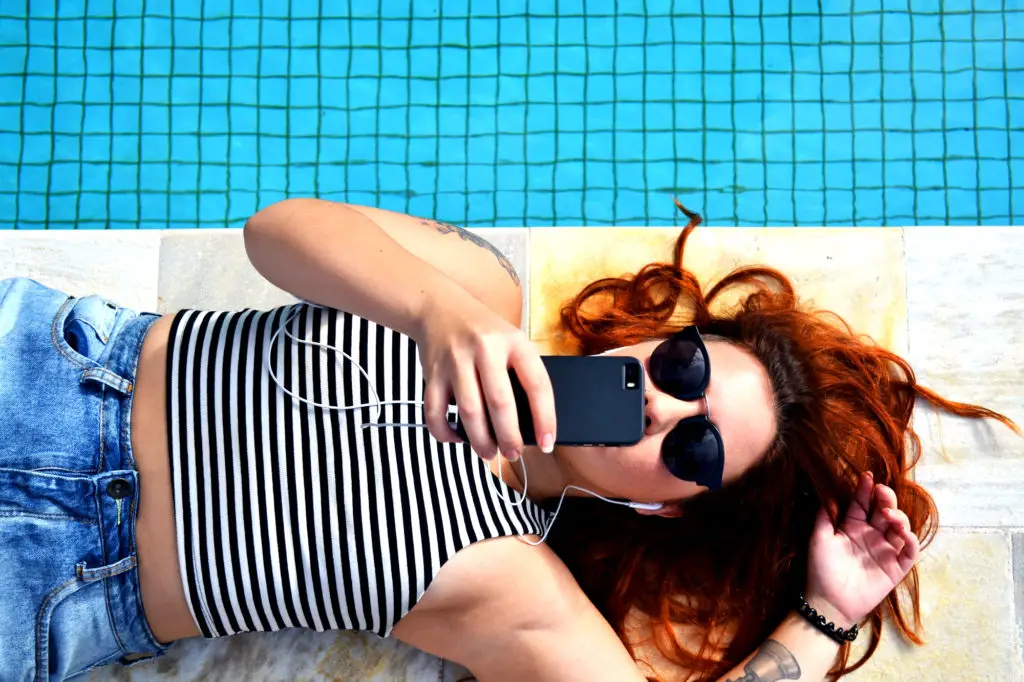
0, 0, 1021, 228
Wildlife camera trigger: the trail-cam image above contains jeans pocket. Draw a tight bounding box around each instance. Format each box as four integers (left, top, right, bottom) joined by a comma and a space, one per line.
34, 574, 85, 682
36, 577, 122, 682
54, 295, 121, 369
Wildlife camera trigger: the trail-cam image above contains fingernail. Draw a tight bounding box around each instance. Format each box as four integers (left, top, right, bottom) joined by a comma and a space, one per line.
506, 448, 520, 462
540, 433, 554, 454
866, 471, 874, 479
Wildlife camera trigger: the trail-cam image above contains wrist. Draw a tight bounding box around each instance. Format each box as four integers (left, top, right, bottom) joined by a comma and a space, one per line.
407, 272, 469, 342
803, 591, 861, 626
794, 593, 861, 645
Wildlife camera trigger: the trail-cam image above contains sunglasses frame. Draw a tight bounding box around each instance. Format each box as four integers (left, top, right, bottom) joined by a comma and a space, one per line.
650, 326, 725, 491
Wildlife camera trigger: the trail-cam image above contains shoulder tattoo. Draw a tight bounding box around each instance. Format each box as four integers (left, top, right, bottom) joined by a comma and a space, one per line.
420, 219, 521, 287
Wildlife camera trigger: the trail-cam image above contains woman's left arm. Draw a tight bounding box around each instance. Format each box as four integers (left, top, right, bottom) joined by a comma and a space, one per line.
716, 472, 921, 681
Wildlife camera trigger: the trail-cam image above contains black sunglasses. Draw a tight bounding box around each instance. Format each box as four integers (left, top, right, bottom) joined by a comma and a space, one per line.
647, 326, 725, 490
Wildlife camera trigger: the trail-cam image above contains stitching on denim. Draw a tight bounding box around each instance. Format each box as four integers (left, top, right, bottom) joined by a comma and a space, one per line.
98, 382, 105, 470
50, 296, 91, 370
25, 466, 100, 475
102, 565, 130, 654
34, 576, 80, 682
0, 511, 96, 524
91, 485, 130, 655
0, 467, 90, 480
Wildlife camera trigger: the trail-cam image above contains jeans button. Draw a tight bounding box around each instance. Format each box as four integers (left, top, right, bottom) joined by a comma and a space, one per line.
106, 478, 132, 499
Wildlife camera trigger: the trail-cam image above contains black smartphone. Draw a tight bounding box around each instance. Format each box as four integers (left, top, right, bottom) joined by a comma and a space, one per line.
449, 355, 646, 447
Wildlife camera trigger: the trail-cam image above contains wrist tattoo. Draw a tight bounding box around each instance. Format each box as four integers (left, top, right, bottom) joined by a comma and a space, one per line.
420, 219, 521, 287
722, 639, 801, 682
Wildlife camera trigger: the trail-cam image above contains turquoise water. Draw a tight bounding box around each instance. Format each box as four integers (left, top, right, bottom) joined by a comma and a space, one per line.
0, 0, 1021, 228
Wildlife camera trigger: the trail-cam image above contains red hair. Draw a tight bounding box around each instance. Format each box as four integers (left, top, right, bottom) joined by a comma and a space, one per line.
547, 202, 1019, 680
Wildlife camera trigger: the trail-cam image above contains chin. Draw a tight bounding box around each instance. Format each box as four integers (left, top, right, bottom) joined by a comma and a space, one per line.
581, 445, 662, 482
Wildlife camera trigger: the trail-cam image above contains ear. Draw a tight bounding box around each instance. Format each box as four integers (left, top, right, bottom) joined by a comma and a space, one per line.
634, 503, 683, 518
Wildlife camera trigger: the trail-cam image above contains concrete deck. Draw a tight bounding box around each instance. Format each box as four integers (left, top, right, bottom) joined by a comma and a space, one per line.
2, 227, 1020, 681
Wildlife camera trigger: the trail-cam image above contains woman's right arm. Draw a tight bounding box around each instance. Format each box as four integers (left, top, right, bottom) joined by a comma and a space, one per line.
243, 198, 556, 460
244, 198, 485, 341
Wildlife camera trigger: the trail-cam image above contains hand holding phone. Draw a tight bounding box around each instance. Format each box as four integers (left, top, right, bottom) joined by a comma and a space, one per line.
449, 355, 646, 448
416, 292, 557, 461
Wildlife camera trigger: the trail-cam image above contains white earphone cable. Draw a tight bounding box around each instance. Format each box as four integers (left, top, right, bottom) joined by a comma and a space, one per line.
267, 302, 660, 545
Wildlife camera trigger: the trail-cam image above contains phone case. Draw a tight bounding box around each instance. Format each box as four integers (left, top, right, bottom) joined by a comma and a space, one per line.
448, 355, 646, 447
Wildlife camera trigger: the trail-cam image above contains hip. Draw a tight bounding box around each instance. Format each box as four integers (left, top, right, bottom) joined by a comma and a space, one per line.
0, 277, 173, 680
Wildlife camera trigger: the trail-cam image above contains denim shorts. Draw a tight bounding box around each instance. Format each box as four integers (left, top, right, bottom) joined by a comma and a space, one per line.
0, 278, 173, 681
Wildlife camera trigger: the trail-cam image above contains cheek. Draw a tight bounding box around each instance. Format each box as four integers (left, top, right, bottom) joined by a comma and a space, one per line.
593, 441, 680, 492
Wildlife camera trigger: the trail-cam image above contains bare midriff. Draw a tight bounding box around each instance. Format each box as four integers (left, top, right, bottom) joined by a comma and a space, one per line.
131, 314, 202, 644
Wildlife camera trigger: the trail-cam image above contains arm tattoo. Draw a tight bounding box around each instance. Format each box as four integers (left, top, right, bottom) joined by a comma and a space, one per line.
722, 640, 801, 682
420, 219, 521, 287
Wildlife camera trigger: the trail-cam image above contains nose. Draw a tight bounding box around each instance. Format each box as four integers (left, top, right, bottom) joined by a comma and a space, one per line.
645, 388, 706, 434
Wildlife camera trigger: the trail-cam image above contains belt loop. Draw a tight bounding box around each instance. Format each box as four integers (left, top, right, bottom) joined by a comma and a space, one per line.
81, 367, 134, 395
76, 556, 137, 583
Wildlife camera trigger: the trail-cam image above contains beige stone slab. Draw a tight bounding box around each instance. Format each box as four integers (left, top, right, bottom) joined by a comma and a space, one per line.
846, 529, 1021, 681
86, 630, 444, 681
0, 232, 161, 311
156, 230, 297, 313
914, 460, 1024, 529
529, 227, 907, 355
905, 228, 1024, 468
157, 228, 531, 329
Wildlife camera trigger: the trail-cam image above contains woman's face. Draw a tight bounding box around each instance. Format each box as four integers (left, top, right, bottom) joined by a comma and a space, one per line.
554, 338, 777, 514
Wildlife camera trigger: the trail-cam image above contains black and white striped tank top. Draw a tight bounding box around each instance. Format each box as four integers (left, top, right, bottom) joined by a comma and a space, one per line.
165, 303, 550, 638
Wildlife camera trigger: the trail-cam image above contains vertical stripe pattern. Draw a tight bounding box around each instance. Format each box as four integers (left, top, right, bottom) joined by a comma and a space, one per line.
166, 304, 549, 638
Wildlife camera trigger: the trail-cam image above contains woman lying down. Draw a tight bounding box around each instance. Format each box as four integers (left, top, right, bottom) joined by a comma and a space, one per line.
0, 199, 1015, 681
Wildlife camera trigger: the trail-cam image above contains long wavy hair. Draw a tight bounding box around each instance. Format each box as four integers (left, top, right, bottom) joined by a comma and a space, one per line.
546, 202, 1018, 680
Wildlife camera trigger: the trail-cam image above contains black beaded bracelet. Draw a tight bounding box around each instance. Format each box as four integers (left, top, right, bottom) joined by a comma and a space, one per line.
795, 593, 859, 644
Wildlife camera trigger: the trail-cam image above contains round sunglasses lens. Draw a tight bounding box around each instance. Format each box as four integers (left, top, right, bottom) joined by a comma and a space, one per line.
662, 421, 720, 483
650, 337, 707, 398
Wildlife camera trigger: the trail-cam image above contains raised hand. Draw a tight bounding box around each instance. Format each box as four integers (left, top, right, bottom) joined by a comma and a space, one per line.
805, 472, 921, 626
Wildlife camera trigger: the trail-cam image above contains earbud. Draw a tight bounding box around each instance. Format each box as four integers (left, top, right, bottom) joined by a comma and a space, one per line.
626, 501, 664, 511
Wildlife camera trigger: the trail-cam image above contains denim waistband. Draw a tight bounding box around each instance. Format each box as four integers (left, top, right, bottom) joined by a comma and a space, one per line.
89, 307, 160, 472
83, 305, 172, 662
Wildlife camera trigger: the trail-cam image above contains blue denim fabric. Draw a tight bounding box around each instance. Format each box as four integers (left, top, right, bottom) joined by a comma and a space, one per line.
0, 278, 172, 681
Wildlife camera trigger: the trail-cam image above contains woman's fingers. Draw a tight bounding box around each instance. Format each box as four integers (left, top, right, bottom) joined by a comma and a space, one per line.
476, 351, 524, 461
882, 507, 921, 574
884, 526, 906, 554
452, 366, 498, 460
868, 483, 898, 532
847, 472, 874, 522
508, 343, 557, 452
882, 508, 908, 554
423, 377, 461, 443
896, 521, 921, 573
